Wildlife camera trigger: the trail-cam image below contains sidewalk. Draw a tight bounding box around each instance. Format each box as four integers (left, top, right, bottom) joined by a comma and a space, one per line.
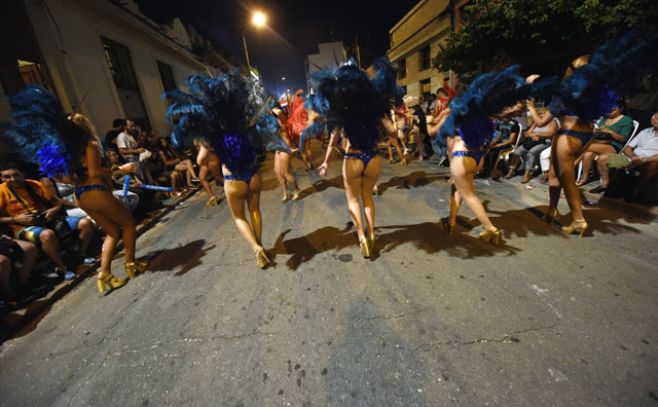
0, 188, 200, 342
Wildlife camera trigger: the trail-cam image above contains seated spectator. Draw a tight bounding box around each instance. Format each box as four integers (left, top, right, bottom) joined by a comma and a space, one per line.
594, 111, 658, 197
117, 118, 152, 183
0, 163, 95, 280
576, 101, 634, 186
0, 231, 37, 306
483, 115, 521, 176
157, 137, 198, 195
506, 114, 557, 183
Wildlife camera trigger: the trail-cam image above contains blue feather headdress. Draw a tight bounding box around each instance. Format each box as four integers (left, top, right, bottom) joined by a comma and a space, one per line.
165, 72, 286, 174
305, 58, 402, 152
3, 85, 89, 178
554, 31, 658, 120
439, 66, 529, 149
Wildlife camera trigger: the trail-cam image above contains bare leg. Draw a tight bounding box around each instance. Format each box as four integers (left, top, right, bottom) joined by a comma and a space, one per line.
597, 153, 611, 188
343, 159, 366, 240
360, 157, 382, 239
80, 190, 137, 267
38, 230, 67, 269
578, 151, 595, 183
274, 151, 288, 198
247, 174, 263, 245
224, 180, 261, 252
76, 218, 94, 257
553, 135, 585, 222
451, 157, 496, 231
198, 165, 213, 199
448, 181, 462, 225
281, 152, 300, 193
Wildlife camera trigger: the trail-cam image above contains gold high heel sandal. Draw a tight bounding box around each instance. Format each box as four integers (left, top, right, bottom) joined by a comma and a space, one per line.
542, 208, 560, 224
561, 219, 588, 238
206, 196, 218, 207
255, 248, 270, 269
367, 233, 375, 255
359, 236, 371, 258
479, 228, 502, 245
96, 273, 126, 296
125, 260, 148, 279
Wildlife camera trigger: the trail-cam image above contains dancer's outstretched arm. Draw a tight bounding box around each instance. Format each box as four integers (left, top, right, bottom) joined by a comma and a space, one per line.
318, 129, 339, 176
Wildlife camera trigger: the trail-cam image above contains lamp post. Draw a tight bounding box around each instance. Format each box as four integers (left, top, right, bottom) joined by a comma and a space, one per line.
242, 10, 267, 75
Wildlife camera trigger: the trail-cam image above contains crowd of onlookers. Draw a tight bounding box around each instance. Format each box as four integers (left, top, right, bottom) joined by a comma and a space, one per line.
3, 95, 657, 313
391, 89, 658, 204
1, 116, 205, 312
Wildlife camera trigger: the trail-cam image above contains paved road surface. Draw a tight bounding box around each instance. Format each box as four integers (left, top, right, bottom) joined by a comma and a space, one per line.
1, 151, 657, 406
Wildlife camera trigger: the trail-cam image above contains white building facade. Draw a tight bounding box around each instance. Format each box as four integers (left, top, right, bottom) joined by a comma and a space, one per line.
305, 41, 346, 93
0, 0, 207, 138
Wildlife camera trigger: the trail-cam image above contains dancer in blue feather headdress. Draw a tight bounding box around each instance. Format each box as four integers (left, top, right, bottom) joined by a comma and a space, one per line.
2, 86, 146, 295
526, 31, 658, 237
432, 66, 532, 244
308, 58, 401, 258
165, 71, 285, 268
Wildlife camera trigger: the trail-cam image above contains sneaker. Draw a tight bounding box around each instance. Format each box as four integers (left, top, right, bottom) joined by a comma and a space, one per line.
81, 257, 97, 265
55, 267, 76, 281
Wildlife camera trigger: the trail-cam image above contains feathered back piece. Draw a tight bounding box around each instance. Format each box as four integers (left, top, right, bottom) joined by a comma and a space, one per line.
555, 30, 658, 120
5, 85, 89, 178
305, 58, 402, 152
440, 66, 529, 149
165, 72, 286, 174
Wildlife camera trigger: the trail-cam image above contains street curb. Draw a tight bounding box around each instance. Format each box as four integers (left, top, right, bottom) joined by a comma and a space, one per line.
0, 188, 200, 343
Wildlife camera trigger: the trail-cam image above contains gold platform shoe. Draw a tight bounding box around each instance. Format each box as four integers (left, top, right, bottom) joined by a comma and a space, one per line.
97, 273, 127, 296
561, 219, 588, 238
479, 228, 502, 245
125, 260, 148, 279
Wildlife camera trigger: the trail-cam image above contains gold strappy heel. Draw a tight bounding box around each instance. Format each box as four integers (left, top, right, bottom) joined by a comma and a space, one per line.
479, 228, 502, 245
96, 273, 126, 296
561, 219, 588, 238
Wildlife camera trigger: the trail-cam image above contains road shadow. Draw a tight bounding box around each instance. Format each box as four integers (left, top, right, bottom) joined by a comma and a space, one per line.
271, 223, 355, 271
374, 221, 520, 260
485, 202, 651, 239
301, 175, 344, 197
324, 297, 431, 406
142, 240, 214, 276
376, 171, 446, 195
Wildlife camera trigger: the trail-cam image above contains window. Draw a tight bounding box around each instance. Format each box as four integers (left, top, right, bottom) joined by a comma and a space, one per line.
102, 37, 139, 91
419, 46, 431, 71
157, 61, 177, 92
101, 36, 150, 128
397, 58, 406, 80
420, 78, 431, 94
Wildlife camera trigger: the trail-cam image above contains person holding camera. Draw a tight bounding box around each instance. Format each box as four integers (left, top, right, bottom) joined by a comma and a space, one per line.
0, 164, 94, 281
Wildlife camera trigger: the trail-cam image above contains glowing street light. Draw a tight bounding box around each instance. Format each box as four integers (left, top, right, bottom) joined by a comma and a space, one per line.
243, 10, 268, 74
251, 11, 267, 28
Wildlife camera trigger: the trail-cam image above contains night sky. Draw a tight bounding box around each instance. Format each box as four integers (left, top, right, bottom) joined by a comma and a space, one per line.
137, 0, 418, 95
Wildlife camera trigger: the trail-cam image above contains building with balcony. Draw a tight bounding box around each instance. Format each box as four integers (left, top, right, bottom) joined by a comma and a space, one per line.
387, 0, 452, 99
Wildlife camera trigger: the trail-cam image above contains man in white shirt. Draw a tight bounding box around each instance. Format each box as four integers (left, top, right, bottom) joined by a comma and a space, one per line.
595, 112, 658, 196
116, 119, 145, 161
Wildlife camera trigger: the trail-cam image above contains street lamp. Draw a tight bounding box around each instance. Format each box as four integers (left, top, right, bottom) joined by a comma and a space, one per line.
242, 10, 267, 74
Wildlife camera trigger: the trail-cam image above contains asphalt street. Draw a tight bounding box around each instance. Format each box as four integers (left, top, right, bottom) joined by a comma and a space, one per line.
1, 148, 657, 406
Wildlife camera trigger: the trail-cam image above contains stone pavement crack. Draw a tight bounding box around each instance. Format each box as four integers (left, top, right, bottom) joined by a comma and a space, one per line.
414, 324, 557, 350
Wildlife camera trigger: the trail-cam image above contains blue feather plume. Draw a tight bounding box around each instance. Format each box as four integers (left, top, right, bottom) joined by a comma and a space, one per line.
305, 57, 402, 152
164, 72, 286, 174
555, 31, 658, 120
5, 85, 88, 178
440, 66, 529, 149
